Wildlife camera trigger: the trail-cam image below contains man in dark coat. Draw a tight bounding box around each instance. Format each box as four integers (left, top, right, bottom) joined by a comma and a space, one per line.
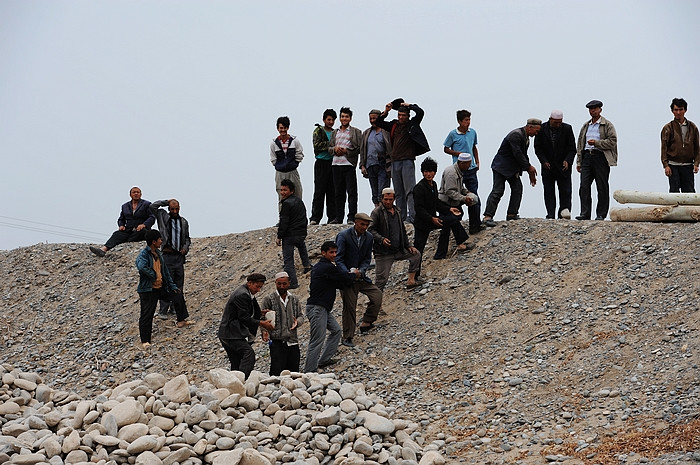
277, 179, 311, 289
534, 110, 577, 219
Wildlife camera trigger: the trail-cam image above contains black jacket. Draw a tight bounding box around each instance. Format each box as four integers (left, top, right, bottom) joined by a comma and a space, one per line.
534, 122, 576, 169
413, 178, 452, 231
375, 104, 430, 160
218, 284, 261, 340
278, 195, 308, 239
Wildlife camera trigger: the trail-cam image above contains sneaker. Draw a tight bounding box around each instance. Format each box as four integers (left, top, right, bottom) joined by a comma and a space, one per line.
341, 338, 355, 348
89, 246, 106, 257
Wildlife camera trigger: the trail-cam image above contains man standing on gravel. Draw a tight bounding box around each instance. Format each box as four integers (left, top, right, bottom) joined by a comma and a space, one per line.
661, 98, 700, 193
335, 212, 382, 348
271, 116, 304, 206
360, 109, 392, 208
259, 272, 304, 376
150, 198, 191, 319
218, 273, 275, 379
304, 241, 354, 372
277, 179, 311, 289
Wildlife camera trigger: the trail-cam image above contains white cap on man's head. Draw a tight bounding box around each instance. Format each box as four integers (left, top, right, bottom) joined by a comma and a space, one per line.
274, 271, 289, 280
550, 110, 564, 119
457, 153, 472, 163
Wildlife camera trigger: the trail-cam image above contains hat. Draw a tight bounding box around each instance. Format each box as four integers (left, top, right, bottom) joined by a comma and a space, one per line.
247, 273, 266, 283
274, 271, 289, 280
391, 98, 405, 109
382, 187, 395, 196
550, 110, 564, 119
526, 118, 542, 126
368, 109, 382, 116
586, 99, 603, 108
457, 153, 472, 163
354, 212, 371, 222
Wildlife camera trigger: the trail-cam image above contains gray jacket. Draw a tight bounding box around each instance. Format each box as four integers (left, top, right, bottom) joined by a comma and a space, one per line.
576, 116, 618, 168
329, 126, 363, 167
259, 291, 304, 344
359, 126, 392, 169
438, 163, 469, 207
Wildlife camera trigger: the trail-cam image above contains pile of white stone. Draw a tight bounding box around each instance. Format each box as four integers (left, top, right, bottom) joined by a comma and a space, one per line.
0, 364, 446, 465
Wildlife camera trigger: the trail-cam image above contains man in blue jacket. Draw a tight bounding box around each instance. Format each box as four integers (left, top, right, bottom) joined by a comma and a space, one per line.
270, 116, 304, 207
335, 213, 382, 348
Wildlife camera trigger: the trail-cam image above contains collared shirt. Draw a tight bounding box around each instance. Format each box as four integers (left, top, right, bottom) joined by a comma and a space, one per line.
332, 127, 353, 166
443, 128, 478, 168
366, 128, 386, 168
585, 120, 601, 151
277, 290, 288, 307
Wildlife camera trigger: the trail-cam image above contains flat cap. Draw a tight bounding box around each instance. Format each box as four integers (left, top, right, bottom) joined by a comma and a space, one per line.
526, 118, 542, 126
354, 212, 371, 222
586, 99, 603, 108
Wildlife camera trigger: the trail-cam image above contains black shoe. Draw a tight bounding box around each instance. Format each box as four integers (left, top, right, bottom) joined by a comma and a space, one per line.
318, 358, 338, 368
303, 266, 312, 274
158, 312, 168, 320
506, 215, 520, 221
575, 216, 589, 221
328, 219, 341, 225
484, 219, 496, 227
595, 216, 605, 220
89, 246, 106, 257
359, 323, 375, 334
341, 338, 355, 348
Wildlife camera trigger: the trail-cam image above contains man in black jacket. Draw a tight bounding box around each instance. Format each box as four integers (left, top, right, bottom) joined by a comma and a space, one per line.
218, 273, 274, 379
534, 111, 576, 219
277, 179, 311, 289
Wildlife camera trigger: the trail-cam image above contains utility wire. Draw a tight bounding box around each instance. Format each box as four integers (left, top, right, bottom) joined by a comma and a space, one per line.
0, 221, 104, 242
0, 215, 105, 236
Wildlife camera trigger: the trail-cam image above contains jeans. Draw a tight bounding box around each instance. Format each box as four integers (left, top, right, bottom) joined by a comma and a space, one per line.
310, 158, 336, 222
220, 338, 255, 379
391, 160, 416, 222
579, 150, 610, 219
332, 165, 358, 223
282, 236, 310, 288
541, 165, 573, 218
374, 250, 421, 291
462, 168, 481, 231
366, 163, 391, 206
484, 170, 523, 219
414, 212, 467, 274
269, 340, 300, 376
668, 164, 695, 193
304, 304, 341, 372
341, 280, 382, 340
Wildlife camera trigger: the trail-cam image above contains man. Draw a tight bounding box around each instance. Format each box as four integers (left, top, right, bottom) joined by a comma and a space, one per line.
369, 188, 421, 290
661, 98, 700, 193
443, 110, 482, 234
150, 198, 192, 319
335, 212, 382, 348
259, 272, 304, 376
135, 230, 192, 349
304, 241, 354, 372
218, 273, 275, 379
328, 107, 362, 224
277, 179, 311, 289
310, 109, 338, 224
375, 99, 430, 223
482, 119, 541, 227
360, 109, 392, 207
90, 186, 155, 257
270, 116, 304, 206
575, 100, 618, 220
534, 110, 577, 219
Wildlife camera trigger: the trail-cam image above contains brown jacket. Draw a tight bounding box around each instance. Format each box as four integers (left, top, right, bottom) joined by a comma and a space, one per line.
661, 119, 700, 168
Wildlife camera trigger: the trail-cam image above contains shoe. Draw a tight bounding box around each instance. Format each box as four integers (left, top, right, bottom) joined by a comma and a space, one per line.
575, 216, 589, 221
89, 246, 106, 257
483, 219, 496, 227
560, 209, 571, 219
141, 342, 151, 349
359, 323, 375, 334
545, 216, 555, 220
595, 216, 605, 221
328, 219, 341, 225
318, 358, 338, 368
458, 242, 476, 251
309, 220, 319, 225
347, 220, 354, 225
406, 282, 420, 289
176, 320, 195, 328
341, 338, 355, 348
158, 312, 168, 320
303, 266, 312, 274
506, 215, 520, 221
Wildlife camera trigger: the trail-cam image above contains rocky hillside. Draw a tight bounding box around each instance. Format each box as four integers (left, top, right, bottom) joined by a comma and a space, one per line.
1, 219, 699, 464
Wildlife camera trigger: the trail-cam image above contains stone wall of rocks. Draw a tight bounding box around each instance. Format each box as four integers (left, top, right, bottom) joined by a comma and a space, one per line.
0, 364, 446, 465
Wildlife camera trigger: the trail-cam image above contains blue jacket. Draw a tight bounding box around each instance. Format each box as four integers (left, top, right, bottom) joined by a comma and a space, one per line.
491, 127, 531, 178
118, 199, 156, 230
135, 247, 177, 293
306, 258, 353, 311
270, 135, 303, 173
335, 227, 374, 283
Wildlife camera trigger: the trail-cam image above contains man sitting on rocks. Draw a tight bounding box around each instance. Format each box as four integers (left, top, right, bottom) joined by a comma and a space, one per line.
218, 273, 275, 379
259, 272, 304, 376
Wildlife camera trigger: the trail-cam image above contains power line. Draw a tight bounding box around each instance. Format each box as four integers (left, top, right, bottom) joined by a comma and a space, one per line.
0, 215, 105, 236
0, 222, 104, 242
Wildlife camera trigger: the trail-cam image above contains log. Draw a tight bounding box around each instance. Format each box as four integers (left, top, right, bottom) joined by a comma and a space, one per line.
613, 189, 700, 205
610, 205, 700, 222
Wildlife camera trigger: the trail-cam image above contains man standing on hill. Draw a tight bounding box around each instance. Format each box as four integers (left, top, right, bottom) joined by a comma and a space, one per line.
661, 98, 700, 193
335, 212, 382, 348
534, 110, 577, 219
360, 109, 392, 208
277, 179, 311, 290
329, 107, 362, 224
310, 109, 337, 224
482, 119, 541, 227
218, 273, 275, 379
375, 99, 430, 223
576, 100, 618, 220
150, 198, 192, 320
270, 116, 304, 207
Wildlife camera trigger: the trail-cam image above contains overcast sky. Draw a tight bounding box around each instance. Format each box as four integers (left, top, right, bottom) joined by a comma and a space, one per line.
1, 1, 699, 251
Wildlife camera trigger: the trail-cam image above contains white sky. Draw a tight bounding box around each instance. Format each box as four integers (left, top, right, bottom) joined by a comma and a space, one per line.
1, 1, 699, 250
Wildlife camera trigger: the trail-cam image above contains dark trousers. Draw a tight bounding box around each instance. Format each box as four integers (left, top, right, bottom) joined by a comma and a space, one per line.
340, 280, 382, 340
366, 163, 391, 206
462, 168, 481, 232
310, 159, 336, 223
579, 150, 610, 219
138, 287, 189, 343
542, 165, 573, 218
220, 338, 255, 379
105, 228, 147, 250
282, 235, 310, 288
414, 213, 468, 267
333, 165, 358, 223
159, 253, 185, 313
269, 340, 300, 376
484, 170, 523, 218
668, 165, 696, 193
